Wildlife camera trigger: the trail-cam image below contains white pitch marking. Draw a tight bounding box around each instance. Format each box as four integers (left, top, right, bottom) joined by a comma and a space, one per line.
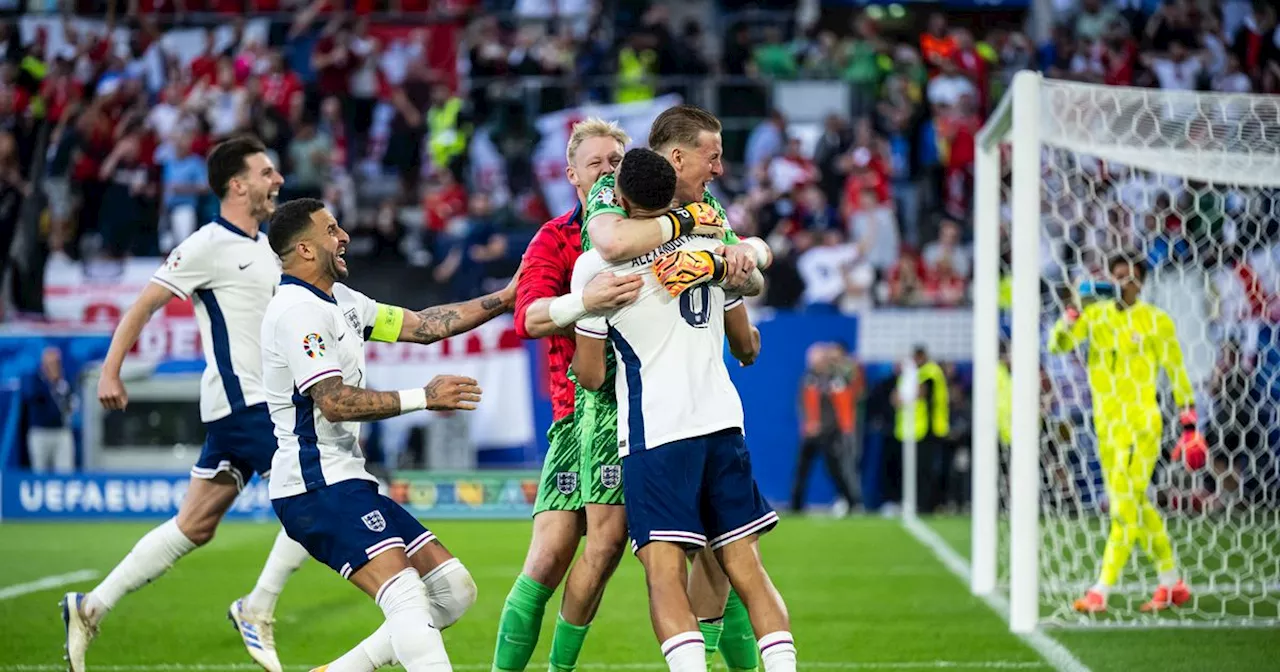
0, 662, 1049, 671
901, 516, 1091, 672
0, 570, 99, 601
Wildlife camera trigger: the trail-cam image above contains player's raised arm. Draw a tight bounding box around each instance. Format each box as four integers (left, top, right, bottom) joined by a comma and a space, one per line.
724, 303, 761, 367
369, 264, 522, 346
1047, 303, 1091, 354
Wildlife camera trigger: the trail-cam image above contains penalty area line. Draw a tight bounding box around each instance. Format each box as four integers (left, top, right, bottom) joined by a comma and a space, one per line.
900, 516, 1091, 672
0, 662, 1050, 671
0, 569, 100, 601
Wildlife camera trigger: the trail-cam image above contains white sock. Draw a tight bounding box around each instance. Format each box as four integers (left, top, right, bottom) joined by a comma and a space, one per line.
1158, 569, 1180, 587
375, 569, 450, 672
328, 559, 473, 672
759, 631, 797, 672
1090, 583, 1112, 597
85, 518, 196, 625
244, 529, 309, 616
660, 632, 706, 672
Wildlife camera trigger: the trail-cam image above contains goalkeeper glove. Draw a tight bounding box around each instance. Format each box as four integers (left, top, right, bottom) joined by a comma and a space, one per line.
653, 250, 727, 298
1172, 408, 1207, 471
662, 202, 725, 242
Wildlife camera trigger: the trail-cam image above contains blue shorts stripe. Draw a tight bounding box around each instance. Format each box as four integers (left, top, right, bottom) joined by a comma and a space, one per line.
609, 327, 645, 453
195, 288, 246, 412
291, 387, 325, 491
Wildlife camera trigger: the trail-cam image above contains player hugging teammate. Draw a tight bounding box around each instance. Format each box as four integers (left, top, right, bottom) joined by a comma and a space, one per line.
497, 105, 785, 672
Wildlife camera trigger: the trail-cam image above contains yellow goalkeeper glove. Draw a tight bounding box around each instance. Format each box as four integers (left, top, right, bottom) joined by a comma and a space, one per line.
662, 202, 725, 241
653, 250, 727, 298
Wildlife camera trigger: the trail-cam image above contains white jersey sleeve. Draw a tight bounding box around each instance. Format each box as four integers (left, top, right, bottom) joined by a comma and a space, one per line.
275, 302, 344, 393
571, 250, 609, 340
333, 284, 381, 341
151, 234, 215, 300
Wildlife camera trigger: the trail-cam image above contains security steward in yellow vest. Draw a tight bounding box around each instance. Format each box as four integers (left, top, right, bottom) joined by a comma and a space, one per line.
427, 83, 469, 171
894, 345, 951, 513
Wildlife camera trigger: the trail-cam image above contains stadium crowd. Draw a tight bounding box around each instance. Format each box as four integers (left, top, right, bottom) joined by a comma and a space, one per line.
0, 0, 1276, 321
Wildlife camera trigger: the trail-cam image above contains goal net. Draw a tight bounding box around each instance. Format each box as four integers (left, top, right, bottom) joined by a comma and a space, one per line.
972, 73, 1280, 630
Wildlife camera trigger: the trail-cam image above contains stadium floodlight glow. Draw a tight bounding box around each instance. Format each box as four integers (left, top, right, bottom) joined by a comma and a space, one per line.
973, 71, 1280, 632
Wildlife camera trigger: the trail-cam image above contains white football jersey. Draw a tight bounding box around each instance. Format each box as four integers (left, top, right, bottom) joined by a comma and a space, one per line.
573, 235, 745, 457
261, 276, 382, 499
151, 217, 281, 422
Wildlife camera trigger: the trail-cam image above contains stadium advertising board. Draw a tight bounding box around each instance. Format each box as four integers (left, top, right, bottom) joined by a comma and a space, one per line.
1, 471, 539, 520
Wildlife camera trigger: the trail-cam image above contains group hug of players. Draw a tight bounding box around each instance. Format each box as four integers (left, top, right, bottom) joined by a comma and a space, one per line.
57, 101, 1207, 672
61, 104, 792, 672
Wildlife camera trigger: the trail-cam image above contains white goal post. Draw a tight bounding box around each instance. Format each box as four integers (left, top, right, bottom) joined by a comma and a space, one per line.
972, 71, 1280, 632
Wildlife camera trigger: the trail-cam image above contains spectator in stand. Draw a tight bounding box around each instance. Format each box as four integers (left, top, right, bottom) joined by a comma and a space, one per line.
797, 228, 864, 313
753, 25, 798, 80
950, 28, 988, 109
147, 83, 186, 146
848, 185, 899, 273
1073, 0, 1122, 41
313, 17, 356, 101
285, 117, 332, 201
885, 249, 928, 307
745, 110, 786, 190
878, 99, 923, 245
923, 218, 972, 280
1145, 0, 1199, 53
1233, 2, 1280, 93
813, 114, 853, 208
941, 95, 981, 219
260, 51, 304, 123
615, 31, 659, 103
1040, 23, 1078, 80
191, 59, 249, 139
927, 57, 977, 109
1144, 38, 1205, 91
385, 61, 431, 197
0, 131, 24, 285
920, 13, 957, 75
1102, 20, 1139, 86
768, 137, 819, 197
24, 347, 78, 474
161, 132, 208, 249
98, 124, 157, 258
1214, 53, 1254, 93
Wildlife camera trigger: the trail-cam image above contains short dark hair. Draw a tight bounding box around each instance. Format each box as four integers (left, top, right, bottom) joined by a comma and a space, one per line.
616, 148, 677, 212
207, 136, 267, 200
268, 198, 326, 258
1108, 250, 1147, 281
648, 104, 721, 152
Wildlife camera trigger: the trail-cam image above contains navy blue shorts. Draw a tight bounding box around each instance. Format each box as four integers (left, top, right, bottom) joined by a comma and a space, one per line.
622, 428, 778, 553
272, 479, 436, 580
191, 403, 275, 490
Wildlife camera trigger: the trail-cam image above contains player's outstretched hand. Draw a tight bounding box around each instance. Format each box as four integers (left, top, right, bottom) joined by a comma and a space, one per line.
737, 326, 761, 367
653, 250, 727, 298
584, 271, 644, 312
424, 375, 483, 411
500, 259, 526, 309
98, 374, 129, 411
715, 244, 757, 291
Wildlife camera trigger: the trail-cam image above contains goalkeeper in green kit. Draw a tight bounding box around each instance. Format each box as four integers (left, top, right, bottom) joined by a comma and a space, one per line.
494, 107, 772, 672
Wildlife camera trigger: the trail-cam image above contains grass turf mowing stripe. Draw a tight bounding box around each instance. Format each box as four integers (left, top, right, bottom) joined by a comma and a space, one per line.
0, 570, 99, 601
0, 663, 1050, 671
901, 516, 1090, 672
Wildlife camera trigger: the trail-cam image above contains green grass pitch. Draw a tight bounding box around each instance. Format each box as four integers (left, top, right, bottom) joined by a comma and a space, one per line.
1, 516, 1277, 671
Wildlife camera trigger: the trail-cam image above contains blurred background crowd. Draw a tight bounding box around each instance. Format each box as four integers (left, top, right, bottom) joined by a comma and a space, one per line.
0, 0, 1275, 320
1, 0, 1279, 514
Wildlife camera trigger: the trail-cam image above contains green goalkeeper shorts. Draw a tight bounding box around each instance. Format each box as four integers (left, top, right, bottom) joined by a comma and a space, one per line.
533, 416, 583, 515
576, 386, 624, 506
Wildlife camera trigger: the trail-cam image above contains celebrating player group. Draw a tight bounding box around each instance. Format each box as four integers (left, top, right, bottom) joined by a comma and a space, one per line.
63, 103, 794, 672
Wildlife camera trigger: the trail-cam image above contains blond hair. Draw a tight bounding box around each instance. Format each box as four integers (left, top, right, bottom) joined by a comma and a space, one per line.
566, 117, 630, 166
648, 105, 721, 152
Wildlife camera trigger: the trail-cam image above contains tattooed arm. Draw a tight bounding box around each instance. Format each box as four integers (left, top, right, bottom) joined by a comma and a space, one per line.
308, 375, 483, 422
307, 376, 404, 422
397, 262, 523, 344
723, 267, 765, 297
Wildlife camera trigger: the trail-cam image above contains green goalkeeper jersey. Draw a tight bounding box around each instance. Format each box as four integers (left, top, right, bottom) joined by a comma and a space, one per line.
575, 174, 741, 404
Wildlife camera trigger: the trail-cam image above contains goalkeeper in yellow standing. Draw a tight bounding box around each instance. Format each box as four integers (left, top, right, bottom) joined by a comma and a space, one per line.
1048, 252, 1207, 614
